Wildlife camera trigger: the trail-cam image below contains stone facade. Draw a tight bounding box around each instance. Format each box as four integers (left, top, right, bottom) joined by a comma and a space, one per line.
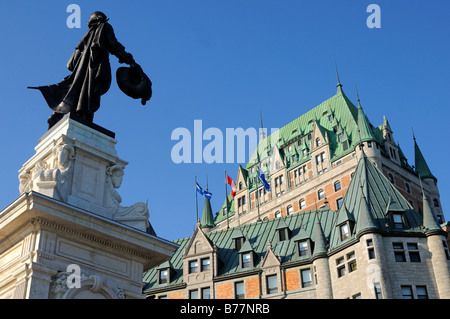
143, 86, 448, 300
0, 115, 177, 299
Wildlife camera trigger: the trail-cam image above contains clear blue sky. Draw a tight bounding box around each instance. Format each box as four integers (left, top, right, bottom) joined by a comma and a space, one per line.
0, 1, 448, 241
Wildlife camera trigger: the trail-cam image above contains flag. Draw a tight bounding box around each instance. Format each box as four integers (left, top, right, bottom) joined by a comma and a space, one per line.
226, 175, 237, 197
196, 182, 204, 196
197, 182, 212, 199
204, 190, 212, 199
257, 166, 271, 191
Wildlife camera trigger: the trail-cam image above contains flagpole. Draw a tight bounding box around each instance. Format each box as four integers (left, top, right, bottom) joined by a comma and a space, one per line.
225, 169, 229, 229
257, 186, 261, 222
195, 176, 199, 224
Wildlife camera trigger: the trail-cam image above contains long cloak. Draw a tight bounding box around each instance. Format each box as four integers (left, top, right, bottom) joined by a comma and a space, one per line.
33, 22, 132, 116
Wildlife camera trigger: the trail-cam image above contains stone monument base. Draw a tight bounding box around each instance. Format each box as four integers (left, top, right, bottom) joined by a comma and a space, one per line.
0, 114, 178, 298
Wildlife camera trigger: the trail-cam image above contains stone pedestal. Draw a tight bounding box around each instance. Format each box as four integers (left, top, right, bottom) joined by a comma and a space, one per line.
0, 115, 178, 299
18, 113, 149, 232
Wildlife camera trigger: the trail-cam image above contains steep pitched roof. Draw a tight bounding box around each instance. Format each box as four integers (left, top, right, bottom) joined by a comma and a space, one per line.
143, 208, 336, 292
245, 88, 361, 171
200, 196, 215, 229
414, 136, 437, 182
355, 100, 376, 144
329, 152, 423, 250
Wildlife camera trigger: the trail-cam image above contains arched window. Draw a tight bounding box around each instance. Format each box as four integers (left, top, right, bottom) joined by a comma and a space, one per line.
275, 211, 281, 218
316, 138, 321, 147
334, 180, 342, 192
287, 205, 293, 215
299, 199, 306, 209
318, 189, 325, 200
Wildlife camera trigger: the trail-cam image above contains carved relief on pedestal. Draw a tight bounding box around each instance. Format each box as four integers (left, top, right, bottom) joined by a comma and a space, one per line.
105, 164, 150, 231
49, 272, 125, 299
19, 143, 75, 202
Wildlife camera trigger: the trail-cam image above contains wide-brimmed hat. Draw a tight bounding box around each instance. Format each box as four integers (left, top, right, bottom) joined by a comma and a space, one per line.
116, 66, 152, 105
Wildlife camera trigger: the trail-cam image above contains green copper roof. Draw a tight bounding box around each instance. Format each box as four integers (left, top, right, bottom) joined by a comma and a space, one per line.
143, 155, 434, 293
143, 208, 336, 292
329, 152, 423, 250
414, 136, 437, 181
200, 197, 215, 229
356, 102, 376, 144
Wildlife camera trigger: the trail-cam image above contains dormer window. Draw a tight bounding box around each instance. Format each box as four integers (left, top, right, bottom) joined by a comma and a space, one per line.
339, 223, 350, 241
234, 237, 245, 250
242, 253, 252, 268
297, 240, 311, 257
157, 261, 173, 285
392, 213, 404, 229
158, 269, 168, 284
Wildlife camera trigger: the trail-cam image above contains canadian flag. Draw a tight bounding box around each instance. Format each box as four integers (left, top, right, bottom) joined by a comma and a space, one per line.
226, 175, 237, 197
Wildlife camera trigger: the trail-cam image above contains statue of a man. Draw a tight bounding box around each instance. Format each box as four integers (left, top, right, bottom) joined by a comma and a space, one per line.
29, 11, 146, 129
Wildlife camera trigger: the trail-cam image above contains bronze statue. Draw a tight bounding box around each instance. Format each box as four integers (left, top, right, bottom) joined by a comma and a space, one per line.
29, 11, 152, 129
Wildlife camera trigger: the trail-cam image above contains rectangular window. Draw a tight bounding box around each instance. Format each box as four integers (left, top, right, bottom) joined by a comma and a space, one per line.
287, 205, 293, 215
201, 258, 211, 271
367, 239, 375, 259
201, 287, 211, 299
368, 248, 375, 259
242, 253, 252, 268
393, 242, 406, 262
235, 281, 245, 299
298, 240, 309, 257
189, 260, 198, 273
337, 265, 346, 278
189, 289, 199, 299
301, 269, 312, 287
401, 286, 413, 299
266, 275, 278, 294
159, 269, 168, 284
407, 243, 421, 262
416, 286, 428, 299
336, 197, 343, 210
299, 199, 306, 209
374, 283, 382, 299
340, 223, 350, 241
336, 257, 345, 277
348, 260, 357, 273
334, 181, 342, 192
279, 229, 287, 241
392, 213, 404, 229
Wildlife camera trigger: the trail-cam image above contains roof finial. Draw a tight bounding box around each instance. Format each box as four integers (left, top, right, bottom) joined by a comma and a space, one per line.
335, 61, 343, 91
259, 110, 265, 140
412, 127, 416, 142
355, 84, 362, 109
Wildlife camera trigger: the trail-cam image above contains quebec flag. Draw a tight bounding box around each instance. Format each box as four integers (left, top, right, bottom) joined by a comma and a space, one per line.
257, 166, 271, 192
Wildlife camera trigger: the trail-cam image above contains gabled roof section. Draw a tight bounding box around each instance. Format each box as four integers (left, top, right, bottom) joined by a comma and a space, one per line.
214, 192, 235, 224
143, 208, 336, 292
329, 152, 423, 250
246, 87, 363, 171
